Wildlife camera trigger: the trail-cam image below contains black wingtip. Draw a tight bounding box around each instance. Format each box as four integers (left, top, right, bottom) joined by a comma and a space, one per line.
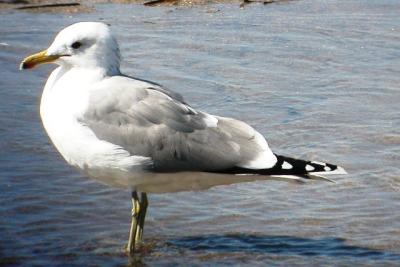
212, 154, 346, 179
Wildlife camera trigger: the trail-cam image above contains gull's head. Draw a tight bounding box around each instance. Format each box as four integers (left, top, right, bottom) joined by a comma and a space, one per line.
20, 22, 120, 74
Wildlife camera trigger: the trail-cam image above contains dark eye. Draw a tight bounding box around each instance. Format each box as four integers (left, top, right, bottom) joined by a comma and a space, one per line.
71, 41, 82, 49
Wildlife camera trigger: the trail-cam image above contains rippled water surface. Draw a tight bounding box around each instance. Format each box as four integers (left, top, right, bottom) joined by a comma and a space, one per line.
1, 1, 400, 266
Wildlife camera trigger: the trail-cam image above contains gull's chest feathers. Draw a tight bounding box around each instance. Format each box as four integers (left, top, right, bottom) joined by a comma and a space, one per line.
40, 67, 150, 175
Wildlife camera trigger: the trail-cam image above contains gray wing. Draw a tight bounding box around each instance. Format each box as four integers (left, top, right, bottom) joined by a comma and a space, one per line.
81, 76, 276, 172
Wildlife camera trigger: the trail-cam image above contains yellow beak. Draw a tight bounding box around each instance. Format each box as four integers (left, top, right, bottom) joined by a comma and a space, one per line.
20, 50, 60, 70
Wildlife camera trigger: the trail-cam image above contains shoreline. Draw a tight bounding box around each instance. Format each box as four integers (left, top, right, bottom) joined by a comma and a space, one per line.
0, 0, 286, 13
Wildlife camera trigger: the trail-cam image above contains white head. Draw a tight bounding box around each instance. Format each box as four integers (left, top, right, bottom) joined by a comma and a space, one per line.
21, 22, 121, 75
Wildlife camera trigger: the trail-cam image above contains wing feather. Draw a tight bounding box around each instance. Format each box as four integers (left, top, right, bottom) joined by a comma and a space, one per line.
81, 76, 276, 172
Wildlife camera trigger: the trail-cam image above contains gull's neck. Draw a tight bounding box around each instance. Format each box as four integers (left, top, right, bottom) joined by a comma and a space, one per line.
46, 64, 120, 93
61, 63, 121, 78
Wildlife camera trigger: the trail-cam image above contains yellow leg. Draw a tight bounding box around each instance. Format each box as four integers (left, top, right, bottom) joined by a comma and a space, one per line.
126, 191, 149, 255
127, 191, 139, 254
135, 193, 148, 242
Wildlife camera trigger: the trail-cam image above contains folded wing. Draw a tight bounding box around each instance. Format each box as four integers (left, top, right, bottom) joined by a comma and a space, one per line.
81, 76, 277, 172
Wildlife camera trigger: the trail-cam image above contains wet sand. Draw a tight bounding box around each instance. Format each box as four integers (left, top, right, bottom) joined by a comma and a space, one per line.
0, 0, 294, 12
0, 0, 250, 13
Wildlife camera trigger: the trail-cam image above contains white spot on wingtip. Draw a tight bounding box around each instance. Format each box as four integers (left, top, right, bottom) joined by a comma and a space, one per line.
306, 164, 315, 171
312, 166, 347, 175
324, 166, 332, 171
282, 161, 292, 169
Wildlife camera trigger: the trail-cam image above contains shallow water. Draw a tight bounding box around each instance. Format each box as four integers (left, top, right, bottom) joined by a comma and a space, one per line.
1, 0, 400, 266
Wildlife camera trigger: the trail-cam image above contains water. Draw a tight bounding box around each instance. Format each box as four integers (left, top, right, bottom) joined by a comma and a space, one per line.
1, 1, 400, 266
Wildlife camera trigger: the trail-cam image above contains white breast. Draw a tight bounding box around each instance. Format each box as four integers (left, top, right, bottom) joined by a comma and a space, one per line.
40, 67, 151, 176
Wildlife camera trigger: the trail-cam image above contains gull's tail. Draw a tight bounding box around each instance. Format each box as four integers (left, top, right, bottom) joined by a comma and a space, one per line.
218, 154, 347, 183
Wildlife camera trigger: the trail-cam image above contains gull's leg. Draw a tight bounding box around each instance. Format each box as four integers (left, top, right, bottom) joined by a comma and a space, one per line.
127, 191, 139, 254
135, 192, 148, 243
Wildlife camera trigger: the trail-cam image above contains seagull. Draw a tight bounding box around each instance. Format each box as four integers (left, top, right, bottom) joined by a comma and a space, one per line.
20, 22, 346, 254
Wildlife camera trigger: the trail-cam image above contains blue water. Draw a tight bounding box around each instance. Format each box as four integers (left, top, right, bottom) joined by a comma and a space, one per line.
1, 1, 400, 266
